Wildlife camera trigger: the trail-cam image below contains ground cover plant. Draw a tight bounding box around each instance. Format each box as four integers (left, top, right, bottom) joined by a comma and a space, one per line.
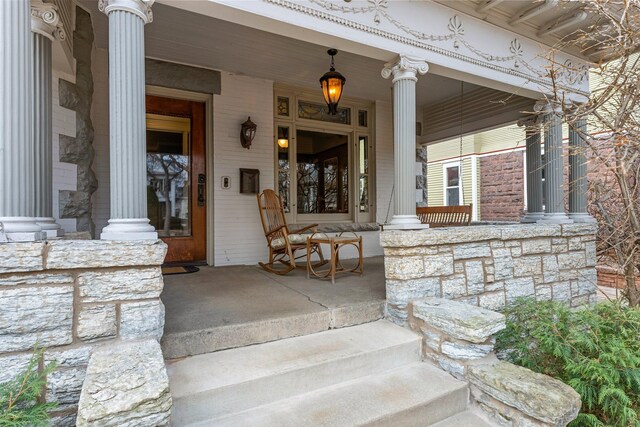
0, 349, 56, 426
495, 299, 640, 427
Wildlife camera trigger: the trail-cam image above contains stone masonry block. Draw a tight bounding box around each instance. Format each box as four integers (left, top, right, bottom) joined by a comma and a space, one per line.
493, 255, 514, 281
500, 224, 561, 240
521, 239, 551, 255
465, 261, 485, 295
46, 240, 167, 270
543, 255, 559, 283
0, 242, 45, 273
411, 298, 505, 344
453, 243, 491, 260
380, 227, 501, 248
47, 367, 86, 409
78, 267, 164, 302
479, 292, 506, 311
441, 340, 494, 360
513, 256, 542, 277
77, 305, 117, 342
441, 274, 467, 298
504, 277, 535, 302
557, 252, 587, 270
76, 339, 171, 426
423, 254, 454, 276
468, 362, 581, 426
0, 272, 73, 286
386, 278, 441, 306
45, 346, 91, 368
120, 300, 165, 341
0, 286, 73, 352
0, 353, 33, 383
561, 223, 598, 236
384, 256, 424, 280
552, 281, 571, 302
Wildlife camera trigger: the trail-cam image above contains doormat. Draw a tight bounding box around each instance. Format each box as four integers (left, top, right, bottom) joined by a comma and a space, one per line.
162, 265, 200, 276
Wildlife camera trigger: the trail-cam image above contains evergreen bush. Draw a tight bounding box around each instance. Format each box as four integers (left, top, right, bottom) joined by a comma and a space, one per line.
495, 299, 640, 427
0, 349, 57, 426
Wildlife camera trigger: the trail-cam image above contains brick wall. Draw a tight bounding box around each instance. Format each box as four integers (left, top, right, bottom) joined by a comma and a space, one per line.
0, 240, 167, 426
479, 151, 525, 221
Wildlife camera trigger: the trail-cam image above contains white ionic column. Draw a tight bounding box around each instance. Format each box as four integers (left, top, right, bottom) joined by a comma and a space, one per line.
382, 55, 429, 230
569, 118, 596, 223
520, 118, 545, 222
31, 0, 65, 238
99, 0, 157, 240
0, 0, 44, 242
536, 102, 573, 224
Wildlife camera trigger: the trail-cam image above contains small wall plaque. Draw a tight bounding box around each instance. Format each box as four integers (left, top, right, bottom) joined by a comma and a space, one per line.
239, 168, 260, 194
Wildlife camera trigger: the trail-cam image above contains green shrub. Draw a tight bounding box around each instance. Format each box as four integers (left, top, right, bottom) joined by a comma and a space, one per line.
495, 299, 640, 427
0, 349, 57, 427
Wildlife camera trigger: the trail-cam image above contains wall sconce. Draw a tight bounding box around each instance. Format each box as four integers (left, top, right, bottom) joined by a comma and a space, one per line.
277, 126, 289, 149
240, 116, 257, 149
319, 48, 346, 115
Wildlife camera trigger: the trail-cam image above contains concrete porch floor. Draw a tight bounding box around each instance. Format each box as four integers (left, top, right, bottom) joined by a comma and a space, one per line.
161, 256, 386, 359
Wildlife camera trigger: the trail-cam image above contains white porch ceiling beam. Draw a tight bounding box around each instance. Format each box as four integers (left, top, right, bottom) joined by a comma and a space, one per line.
537, 10, 588, 37
510, 0, 558, 26
476, 0, 505, 14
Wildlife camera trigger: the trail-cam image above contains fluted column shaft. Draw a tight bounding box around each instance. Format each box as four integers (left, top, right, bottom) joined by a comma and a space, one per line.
382, 55, 429, 229
539, 107, 572, 224
569, 118, 595, 222
100, 0, 157, 240
0, 0, 43, 241
521, 124, 545, 222
31, 0, 65, 238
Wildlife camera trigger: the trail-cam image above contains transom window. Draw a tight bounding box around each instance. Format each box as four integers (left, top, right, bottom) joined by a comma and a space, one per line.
275, 88, 374, 223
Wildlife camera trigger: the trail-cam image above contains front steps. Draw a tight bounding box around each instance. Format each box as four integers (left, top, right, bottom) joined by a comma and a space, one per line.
167, 320, 494, 426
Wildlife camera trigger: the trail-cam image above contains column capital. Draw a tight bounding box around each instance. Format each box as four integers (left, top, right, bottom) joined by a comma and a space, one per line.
517, 115, 541, 128
381, 55, 429, 83
31, 0, 66, 41
98, 0, 154, 24
534, 99, 563, 115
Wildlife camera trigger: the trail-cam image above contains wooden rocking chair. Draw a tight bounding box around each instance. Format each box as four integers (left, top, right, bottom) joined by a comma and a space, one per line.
257, 189, 326, 275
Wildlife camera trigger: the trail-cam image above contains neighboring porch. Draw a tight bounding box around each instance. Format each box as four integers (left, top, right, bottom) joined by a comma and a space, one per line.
161, 256, 386, 359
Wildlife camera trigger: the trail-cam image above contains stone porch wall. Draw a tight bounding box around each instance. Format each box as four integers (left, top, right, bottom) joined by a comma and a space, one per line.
380, 223, 598, 325
0, 240, 167, 426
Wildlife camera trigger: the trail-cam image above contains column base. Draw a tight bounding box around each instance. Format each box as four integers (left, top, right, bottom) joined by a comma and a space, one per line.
537, 213, 574, 225
521, 212, 546, 223
100, 218, 158, 241
36, 217, 65, 239
0, 217, 45, 242
568, 213, 597, 223
386, 215, 430, 230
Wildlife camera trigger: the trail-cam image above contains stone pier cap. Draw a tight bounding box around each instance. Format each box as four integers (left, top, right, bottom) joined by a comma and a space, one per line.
411, 298, 506, 344
380, 223, 598, 248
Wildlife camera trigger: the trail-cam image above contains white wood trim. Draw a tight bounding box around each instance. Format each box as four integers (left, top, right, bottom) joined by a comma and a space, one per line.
470, 155, 478, 220
145, 85, 215, 265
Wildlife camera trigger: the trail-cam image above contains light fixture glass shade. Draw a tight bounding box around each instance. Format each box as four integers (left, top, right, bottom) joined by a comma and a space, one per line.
319, 49, 346, 115
277, 126, 289, 148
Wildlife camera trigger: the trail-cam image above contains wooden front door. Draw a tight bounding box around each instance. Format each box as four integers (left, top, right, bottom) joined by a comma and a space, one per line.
146, 95, 206, 263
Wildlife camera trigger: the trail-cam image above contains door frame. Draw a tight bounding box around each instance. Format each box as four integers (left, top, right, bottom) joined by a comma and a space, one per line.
146, 85, 215, 266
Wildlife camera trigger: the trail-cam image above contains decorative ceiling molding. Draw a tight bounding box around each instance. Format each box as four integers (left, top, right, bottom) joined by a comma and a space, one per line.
263, 0, 588, 96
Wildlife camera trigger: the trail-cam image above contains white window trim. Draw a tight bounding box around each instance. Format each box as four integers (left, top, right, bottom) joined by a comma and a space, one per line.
443, 160, 463, 207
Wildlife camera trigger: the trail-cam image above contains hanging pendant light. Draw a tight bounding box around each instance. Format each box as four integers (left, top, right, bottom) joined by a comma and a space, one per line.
277, 126, 289, 149
319, 48, 346, 115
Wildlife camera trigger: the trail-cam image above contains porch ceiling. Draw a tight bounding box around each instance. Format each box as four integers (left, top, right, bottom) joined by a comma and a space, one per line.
81, 1, 519, 109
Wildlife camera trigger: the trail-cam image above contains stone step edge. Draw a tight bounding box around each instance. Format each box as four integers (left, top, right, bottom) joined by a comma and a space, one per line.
203, 362, 469, 426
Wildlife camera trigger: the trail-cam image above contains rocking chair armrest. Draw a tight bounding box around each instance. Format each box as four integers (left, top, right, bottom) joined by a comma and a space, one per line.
265, 224, 288, 239
290, 224, 319, 234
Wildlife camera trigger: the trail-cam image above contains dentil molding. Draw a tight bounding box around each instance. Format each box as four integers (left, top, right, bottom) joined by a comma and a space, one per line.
98, 0, 154, 24
31, 0, 66, 41
381, 55, 429, 82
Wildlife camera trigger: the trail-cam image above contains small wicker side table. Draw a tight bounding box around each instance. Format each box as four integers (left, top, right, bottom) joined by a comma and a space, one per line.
306, 232, 363, 284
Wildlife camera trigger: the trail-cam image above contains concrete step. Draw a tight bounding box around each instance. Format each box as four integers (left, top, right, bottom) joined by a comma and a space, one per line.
201, 363, 469, 427
431, 410, 497, 427
168, 320, 422, 426
161, 300, 385, 359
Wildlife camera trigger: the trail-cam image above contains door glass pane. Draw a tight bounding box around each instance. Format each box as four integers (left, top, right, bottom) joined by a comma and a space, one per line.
277, 126, 290, 212
359, 136, 369, 213
146, 115, 191, 237
296, 129, 349, 214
